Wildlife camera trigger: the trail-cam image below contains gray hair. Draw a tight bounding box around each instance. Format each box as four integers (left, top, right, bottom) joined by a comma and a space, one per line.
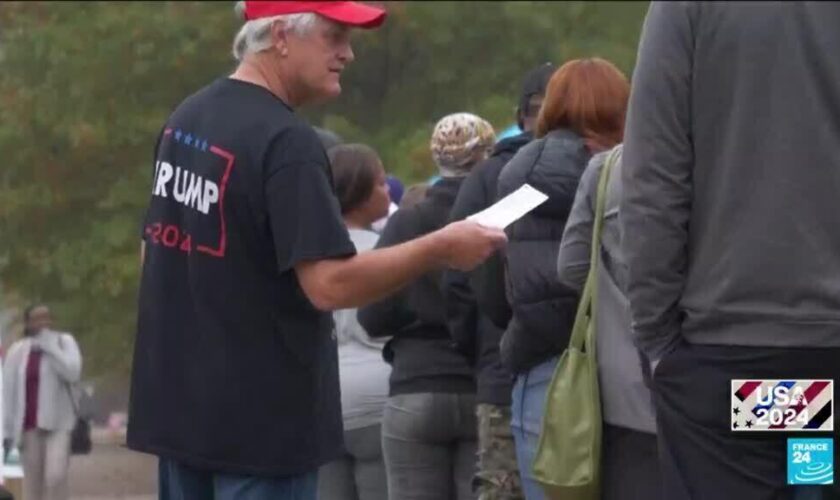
232, 1, 318, 61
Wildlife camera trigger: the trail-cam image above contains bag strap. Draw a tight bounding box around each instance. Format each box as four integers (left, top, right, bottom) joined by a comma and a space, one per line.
64, 381, 81, 418
568, 147, 621, 351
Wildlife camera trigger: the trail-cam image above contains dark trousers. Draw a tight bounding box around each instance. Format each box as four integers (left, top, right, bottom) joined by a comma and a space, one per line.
602, 424, 660, 500
653, 341, 840, 500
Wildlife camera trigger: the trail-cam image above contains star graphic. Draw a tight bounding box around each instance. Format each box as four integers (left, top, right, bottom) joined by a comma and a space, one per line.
733, 407, 741, 415
185, 134, 193, 146
746, 420, 753, 428
174, 130, 182, 142
201, 140, 208, 151
733, 421, 740, 429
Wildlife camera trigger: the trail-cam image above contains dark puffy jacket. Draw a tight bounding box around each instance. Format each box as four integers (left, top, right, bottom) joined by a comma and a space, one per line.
443, 132, 532, 406
358, 178, 475, 396
497, 128, 591, 374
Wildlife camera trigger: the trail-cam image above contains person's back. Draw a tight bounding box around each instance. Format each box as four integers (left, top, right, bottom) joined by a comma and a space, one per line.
131, 77, 349, 474
360, 178, 475, 394
498, 58, 630, 500
442, 62, 555, 500
688, 3, 840, 343
358, 112, 496, 500
498, 129, 591, 374
625, 2, 840, 353
621, 3, 840, 498
359, 177, 480, 500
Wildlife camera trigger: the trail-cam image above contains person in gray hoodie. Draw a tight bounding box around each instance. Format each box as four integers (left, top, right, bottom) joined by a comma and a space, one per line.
621, 2, 840, 498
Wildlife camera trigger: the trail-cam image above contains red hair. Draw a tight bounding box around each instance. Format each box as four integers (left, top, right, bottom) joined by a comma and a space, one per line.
536, 58, 630, 152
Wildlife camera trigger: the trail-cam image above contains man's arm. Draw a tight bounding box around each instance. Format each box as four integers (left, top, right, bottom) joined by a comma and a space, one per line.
620, 1, 695, 363
296, 220, 506, 312
264, 125, 506, 313
357, 209, 418, 338
139, 216, 503, 314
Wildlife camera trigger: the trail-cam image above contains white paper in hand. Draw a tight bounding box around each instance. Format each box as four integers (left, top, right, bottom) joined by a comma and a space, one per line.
467, 184, 548, 229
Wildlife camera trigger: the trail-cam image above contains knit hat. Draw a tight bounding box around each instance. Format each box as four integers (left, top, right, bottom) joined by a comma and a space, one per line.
430, 113, 496, 177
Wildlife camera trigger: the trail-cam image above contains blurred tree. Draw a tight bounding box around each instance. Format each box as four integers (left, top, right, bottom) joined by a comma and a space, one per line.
0, 1, 648, 376
311, 1, 649, 180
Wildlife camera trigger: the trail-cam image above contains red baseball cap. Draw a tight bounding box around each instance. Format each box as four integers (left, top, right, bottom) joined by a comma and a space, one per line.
243, 1, 387, 29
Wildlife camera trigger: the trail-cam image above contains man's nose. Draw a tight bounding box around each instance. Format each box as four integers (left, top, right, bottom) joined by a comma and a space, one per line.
340, 43, 355, 64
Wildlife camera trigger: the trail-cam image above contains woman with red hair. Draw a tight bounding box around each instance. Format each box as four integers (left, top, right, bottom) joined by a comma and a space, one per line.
495, 58, 630, 499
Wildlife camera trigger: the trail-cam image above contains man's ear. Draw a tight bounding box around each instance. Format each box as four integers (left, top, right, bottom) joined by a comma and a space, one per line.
270, 20, 289, 56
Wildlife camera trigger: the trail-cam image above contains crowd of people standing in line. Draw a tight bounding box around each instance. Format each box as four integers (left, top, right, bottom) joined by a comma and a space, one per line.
129, 1, 840, 500
316, 53, 660, 500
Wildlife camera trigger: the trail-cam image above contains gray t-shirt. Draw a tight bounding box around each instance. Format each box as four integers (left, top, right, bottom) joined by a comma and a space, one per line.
335, 228, 391, 431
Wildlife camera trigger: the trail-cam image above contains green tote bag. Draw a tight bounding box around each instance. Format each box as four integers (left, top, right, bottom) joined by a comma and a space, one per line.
531, 147, 619, 500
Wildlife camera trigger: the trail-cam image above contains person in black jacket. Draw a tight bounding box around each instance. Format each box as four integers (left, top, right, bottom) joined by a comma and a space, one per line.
497, 58, 630, 500
443, 62, 555, 500
359, 113, 496, 500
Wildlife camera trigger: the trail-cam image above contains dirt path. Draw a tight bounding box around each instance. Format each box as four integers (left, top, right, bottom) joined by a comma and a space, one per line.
68, 439, 157, 500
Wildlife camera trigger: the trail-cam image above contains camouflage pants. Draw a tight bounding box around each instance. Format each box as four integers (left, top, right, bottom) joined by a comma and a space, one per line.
474, 404, 525, 500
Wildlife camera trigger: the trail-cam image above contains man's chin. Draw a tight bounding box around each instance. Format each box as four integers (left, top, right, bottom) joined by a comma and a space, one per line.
303, 83, 341, 106
324, 81, 342, 99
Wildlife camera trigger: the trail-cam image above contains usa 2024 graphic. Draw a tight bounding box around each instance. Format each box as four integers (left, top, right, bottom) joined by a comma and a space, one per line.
731, 380, 833, 432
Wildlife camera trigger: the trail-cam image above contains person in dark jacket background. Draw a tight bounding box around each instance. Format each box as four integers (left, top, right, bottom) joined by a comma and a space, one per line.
496, 58, 630, 500
359, 113, 496, 500
442, 62, 555, 500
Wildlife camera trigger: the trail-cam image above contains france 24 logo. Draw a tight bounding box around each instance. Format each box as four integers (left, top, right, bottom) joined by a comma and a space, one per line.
731, 380, 833, 432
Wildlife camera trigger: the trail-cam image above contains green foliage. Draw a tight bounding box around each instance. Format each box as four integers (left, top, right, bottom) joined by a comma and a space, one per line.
0, 1, 648, 376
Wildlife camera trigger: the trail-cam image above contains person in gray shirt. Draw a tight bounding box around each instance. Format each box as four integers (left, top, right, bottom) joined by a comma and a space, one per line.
622, 2, 840, 498
557, 146, 660, 500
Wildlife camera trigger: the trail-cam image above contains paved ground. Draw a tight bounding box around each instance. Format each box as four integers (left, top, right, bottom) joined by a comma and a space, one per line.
68, 435, 157, 500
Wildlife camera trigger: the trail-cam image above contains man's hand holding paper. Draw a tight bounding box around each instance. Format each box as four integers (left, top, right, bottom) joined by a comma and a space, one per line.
467, 184, 549, 230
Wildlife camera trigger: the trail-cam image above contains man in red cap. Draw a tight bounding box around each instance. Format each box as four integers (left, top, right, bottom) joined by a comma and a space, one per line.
128, 2, 507, 499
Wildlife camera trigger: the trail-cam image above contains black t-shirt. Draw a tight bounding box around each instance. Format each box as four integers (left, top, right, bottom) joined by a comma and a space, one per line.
128, 78, 356, 476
